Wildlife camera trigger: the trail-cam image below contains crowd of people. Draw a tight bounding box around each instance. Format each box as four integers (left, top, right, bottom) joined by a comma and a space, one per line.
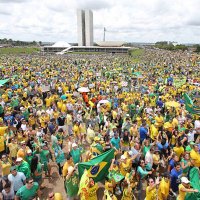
0, 49, 199, 200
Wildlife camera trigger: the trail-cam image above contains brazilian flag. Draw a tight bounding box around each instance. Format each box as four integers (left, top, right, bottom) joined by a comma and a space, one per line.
183, 93, 200, 116
78, 149, 114, 182
185, 167, 200, 200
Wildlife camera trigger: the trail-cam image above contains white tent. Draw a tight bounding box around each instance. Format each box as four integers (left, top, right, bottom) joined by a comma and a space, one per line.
51, 41, 71, 48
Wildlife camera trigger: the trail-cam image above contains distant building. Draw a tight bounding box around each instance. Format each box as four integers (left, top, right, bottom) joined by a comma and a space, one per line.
77, 9, 93, 46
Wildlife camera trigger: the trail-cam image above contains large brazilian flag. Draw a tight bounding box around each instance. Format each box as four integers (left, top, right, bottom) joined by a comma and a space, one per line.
78, 149, 114, 182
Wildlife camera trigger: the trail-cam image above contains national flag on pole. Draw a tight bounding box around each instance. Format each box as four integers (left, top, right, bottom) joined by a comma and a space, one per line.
78, 149, 115, 182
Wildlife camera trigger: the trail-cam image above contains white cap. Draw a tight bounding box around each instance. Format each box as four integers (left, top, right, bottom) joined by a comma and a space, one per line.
121, 155, 126, 160
181, 177, 190, 184
72, 143, 78, 148
27, 149, 32, 154
68, 166, 74, 174
16, 157, 23, 162
128, 151, 133, 156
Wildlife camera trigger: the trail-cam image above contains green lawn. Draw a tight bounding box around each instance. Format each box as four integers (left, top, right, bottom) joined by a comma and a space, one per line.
129, 48, 144, 63
0, 47, 40, 54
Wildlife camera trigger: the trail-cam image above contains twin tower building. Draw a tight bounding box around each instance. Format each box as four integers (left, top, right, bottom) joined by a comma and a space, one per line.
77, 10, 94, 46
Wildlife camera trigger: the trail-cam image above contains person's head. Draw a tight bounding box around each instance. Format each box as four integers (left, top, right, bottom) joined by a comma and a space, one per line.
16, 157, 23, 166
88, 178, 95, 188
26, 177, 34, 189
181, 177, 190, 188
3, 182, 11, 194
72, 143, 78, 150
161, 138, 166, 146
27, 149, 32, 156
10, 166, 17, 176
193, 144, 199, 152
173, 154, 179, 162
139, 159, 145, 167
21, 141, 26, 149
134, 142, 140, 150
48, 192, 55, 199
184, 152, 190, 160
1, 154, 8, 162
66, 153, 72, 163
114, 133, 118, 139
148, 178, 155, 186
144, 139, 150, 146
162, 172, 170, 182
174, 162, 181, 172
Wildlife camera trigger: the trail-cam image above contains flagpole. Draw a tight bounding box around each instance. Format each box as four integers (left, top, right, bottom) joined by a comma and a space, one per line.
103, 27, 106, 42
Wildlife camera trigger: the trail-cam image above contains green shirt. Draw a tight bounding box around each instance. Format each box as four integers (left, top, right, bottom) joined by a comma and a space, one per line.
65, 173, 79, 197
70, 148, 81, 164
17, 161, 31, 178
16, 182, 38, 200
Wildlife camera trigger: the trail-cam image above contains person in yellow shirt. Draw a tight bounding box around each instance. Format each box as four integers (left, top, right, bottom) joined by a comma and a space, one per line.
47, 192, 63, 200
158, 173, 170, 200
173, 141, 185, 160
62, 153, 74, 179
190, 144, 200, 167
145, 177, 160, 200
121, 180, 133, 200
177, 177, 198, 200
0, 154, 12, 178
6, 138, 18, 160
154, 113, 164, 130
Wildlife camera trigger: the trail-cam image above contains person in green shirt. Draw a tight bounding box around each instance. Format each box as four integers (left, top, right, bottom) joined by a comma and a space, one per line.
15, 177, 40, 200
65, 166, 79, 200
30, 155, 43, 187
16, 157, 31, 178
70, 143, 82, 164
39, 143, 52, 177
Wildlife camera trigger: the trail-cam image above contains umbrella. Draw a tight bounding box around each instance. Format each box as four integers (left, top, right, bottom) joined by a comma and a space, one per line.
77, 87, 90, 93
165, 101, 180, 108
98, 100, 109, 104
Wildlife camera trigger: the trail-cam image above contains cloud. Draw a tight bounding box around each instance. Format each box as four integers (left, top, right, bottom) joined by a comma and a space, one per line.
0, 0, 26, 3
0, 0, 199, 43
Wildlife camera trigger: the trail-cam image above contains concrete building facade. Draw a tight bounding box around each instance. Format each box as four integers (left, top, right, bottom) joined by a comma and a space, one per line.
77, 9, 93, 46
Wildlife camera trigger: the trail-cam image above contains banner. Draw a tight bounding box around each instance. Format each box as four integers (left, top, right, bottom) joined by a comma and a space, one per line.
174, 77, 186, 88
78, 149, 114, 182
183, 93, 200, 115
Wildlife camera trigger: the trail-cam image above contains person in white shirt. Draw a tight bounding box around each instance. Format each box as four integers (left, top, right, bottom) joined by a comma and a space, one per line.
145, 148, 154, 171
8, 166, 26, 193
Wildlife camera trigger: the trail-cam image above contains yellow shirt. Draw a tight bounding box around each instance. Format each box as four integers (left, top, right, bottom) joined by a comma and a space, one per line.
119, 159, 132, 176
0, 126, 8, 136
158, 178, 170, 200
150, 124, 158, 140
73, 125, 80, 135
173, 146, 184, 159
8, 143, 18, 158
121, 188, 132, 200
62, 162, 74, 177
0, 160, 11, 176
87, 183, 98, 200
0, 135, 5, 152
54, 193, 63, 200
154, 116, 164, 127
105, 181, 113, 193
190, 149, 200, 167
146, 186, 157, 200
177, 184, 186, 200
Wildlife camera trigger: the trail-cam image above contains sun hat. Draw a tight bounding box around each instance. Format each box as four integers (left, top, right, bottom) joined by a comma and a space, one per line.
72, 143, 78, 148
16, 157, 23, 162
121, 155, 126, 160
181, 177, 190, 184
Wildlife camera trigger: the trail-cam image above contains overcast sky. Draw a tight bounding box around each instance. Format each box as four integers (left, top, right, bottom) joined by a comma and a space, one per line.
0, 0, 200, 43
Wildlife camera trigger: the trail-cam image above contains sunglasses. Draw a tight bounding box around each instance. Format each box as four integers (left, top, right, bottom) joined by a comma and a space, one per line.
149, 181, 154, 183
28, 181, 33, 184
